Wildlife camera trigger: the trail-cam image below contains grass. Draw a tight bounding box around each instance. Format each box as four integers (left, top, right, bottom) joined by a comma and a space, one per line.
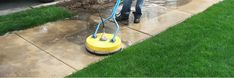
0, 6, 72, 35
68, 0, 234, 77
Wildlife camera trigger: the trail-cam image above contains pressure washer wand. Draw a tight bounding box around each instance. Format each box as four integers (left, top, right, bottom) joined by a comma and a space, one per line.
98, 7, 108, 41
92, 0, 121, 42
85, 0, 123, 55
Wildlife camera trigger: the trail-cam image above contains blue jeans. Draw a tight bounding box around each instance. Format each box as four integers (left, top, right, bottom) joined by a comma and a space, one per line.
120, 0, 144, 17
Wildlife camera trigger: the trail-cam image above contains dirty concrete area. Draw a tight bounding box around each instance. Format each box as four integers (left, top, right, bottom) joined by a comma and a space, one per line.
0, 34, 74, 77
0, 0, 223, 77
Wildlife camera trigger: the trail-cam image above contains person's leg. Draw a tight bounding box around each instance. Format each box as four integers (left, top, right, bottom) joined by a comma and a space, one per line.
120, 0, 133, 17
116, 0, 132, 21
133, 0, 144, 23
135, 0, 144, 16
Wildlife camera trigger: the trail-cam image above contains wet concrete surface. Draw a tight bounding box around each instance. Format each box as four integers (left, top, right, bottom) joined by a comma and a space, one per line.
16, 20, 104, 70
128, 10, 192, 35
177, 0, 223, 14
0, 34, 74, 77
16, 17, 150, 69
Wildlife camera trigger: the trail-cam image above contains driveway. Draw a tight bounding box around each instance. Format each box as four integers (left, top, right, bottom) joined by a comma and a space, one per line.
0, 0, 60, 16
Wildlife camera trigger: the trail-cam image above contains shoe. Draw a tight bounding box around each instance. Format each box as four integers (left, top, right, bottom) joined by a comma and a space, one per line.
116, 14, 129, 21
134, 18, 140, 23
133, 12, 141, 23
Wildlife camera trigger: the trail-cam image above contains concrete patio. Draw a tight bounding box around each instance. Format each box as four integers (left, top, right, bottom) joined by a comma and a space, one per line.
0, 0, 222, 77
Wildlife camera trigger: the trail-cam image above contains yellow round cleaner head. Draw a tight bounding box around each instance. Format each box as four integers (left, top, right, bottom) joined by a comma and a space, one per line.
86, 0, 122, 55
85, 33, 122, 55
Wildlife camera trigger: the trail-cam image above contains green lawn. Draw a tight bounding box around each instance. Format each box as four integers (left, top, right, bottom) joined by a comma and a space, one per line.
0, 6, 72, 35
68, 0, 234, 77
